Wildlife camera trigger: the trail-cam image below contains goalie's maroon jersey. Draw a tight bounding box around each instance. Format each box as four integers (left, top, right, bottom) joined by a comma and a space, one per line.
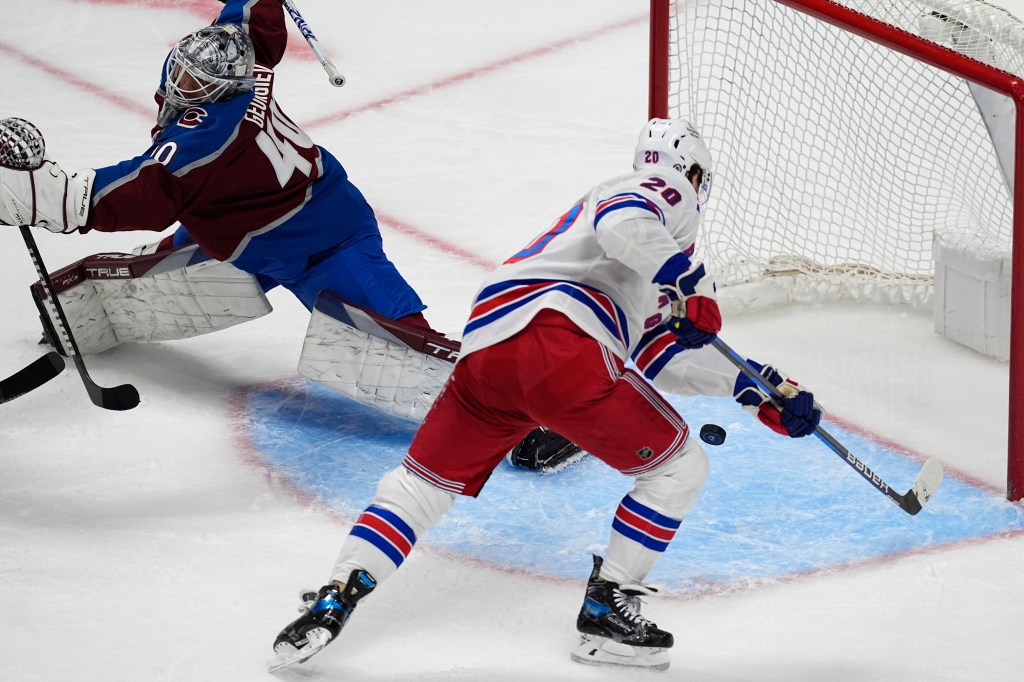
82, 0, 390, 291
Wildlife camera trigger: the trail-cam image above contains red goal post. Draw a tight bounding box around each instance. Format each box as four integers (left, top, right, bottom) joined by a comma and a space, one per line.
649, 0, 1024, 500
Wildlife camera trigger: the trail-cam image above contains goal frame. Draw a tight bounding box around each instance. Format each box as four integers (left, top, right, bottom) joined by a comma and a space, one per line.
648, 0, 1024, 501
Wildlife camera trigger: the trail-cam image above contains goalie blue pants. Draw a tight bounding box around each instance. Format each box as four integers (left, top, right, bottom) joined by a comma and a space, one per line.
171, 227, 424, 319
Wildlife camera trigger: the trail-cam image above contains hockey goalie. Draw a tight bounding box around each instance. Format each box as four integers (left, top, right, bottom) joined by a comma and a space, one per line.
5, 0, 581, 471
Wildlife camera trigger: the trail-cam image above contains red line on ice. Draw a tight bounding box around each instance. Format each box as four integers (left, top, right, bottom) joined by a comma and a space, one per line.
69, 0, 315, 60
300, 14, 647, 131
0, 41, 154, 119
0, 12, 643, 272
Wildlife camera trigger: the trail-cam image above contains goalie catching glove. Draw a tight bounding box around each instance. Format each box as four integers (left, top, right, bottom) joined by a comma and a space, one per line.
733, 361, 822, 438
0, 117, 94, 233
0, 161, 94, 233
653, 251, 721, 349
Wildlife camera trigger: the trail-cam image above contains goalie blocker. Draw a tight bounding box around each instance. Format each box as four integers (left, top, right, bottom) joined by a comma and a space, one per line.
31, 245, 582, 470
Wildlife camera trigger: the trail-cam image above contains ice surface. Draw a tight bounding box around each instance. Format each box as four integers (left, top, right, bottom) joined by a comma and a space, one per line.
1, 1, 1022, 680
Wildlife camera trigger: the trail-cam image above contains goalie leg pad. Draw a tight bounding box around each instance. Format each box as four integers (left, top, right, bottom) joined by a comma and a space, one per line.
34, 245, 273, 355
298, 293, 592, 480
298, 293, 455, 421
32, 272, 116, 356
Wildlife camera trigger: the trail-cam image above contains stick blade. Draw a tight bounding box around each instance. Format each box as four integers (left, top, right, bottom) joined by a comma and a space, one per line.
89, 382, 141, 411
901, 458, 944, 515
0, 352, 66, 403
912, 458, 944, 506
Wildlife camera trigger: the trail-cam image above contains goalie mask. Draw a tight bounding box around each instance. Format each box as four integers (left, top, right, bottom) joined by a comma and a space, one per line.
633, 118, 713, 205
162, 24, 256, 112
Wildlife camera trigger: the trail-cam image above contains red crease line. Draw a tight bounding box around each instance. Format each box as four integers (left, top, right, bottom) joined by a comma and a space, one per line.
0, 41, 155, 120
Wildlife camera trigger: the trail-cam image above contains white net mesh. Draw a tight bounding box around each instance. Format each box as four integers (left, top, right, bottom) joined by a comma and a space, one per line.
667, 0, 1020, 311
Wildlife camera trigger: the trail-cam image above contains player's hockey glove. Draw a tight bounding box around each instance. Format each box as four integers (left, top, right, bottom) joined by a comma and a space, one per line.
653, 252, 721, 349
733, 360, 822, 438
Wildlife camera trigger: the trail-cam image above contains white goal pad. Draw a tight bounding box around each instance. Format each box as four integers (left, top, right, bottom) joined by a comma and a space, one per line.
32, 244, 272, 355
298, 292, 458, 421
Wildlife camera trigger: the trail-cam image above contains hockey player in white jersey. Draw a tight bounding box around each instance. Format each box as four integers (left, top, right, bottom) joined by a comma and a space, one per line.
269, 118, 823, 672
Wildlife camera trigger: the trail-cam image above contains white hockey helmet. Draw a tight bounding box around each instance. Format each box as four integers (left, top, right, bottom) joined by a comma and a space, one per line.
163, 24, 256, 110
633, 118, 713, 205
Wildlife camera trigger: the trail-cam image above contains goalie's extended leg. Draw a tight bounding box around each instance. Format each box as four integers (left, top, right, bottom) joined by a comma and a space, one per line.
299, 291, 586, 469
31, 244, 272, 356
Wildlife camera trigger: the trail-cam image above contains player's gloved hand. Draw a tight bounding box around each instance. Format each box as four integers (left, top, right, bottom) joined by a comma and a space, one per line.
0, 161, 94, 233
733, 360, 823, 438
653, 251, 721, 349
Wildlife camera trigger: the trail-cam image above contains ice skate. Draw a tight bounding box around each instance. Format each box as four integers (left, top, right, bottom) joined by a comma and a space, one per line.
570, 555, 672, 671
269, 569, 377, 672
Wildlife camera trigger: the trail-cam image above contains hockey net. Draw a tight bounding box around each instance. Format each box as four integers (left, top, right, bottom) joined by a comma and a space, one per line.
649, 0, 1024, 498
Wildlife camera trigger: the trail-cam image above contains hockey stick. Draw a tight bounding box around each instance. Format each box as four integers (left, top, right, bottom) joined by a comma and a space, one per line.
1, 117, 140, 410
282, 0, 346, 87
0, 351, 65, 404
709, 336, 943, 515
20, 227, 140, 411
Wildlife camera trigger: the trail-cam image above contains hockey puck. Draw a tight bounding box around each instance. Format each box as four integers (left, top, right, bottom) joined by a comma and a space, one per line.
699, 423, 726, 446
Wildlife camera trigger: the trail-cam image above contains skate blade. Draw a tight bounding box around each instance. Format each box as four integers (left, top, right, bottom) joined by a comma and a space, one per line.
570, 633, 670, 671
268, 628, 332, 673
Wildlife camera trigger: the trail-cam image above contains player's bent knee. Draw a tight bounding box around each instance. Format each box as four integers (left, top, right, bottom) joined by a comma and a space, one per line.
630, 436, 709, 519
373, 465, 456, 535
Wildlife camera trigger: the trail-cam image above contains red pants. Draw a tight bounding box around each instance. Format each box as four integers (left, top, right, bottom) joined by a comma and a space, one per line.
406, 311, 690, 496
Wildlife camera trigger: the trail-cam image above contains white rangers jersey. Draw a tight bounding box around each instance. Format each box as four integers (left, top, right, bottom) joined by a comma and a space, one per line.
461, 166, 739, 398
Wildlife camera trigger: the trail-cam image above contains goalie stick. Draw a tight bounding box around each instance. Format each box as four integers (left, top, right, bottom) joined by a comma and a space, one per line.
282, 0, 346, 87
0, 117, 139, 410
21, 227, 140, 411
709, 336, 943, 515
0, 351, 65, 404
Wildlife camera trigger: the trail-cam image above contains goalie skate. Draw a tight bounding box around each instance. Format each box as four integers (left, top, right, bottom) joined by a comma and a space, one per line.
506, 426, 585, 473
570, 633, 670, 671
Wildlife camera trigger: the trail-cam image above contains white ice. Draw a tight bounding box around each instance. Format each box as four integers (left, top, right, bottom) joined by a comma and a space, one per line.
1, 1, 1022, 680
